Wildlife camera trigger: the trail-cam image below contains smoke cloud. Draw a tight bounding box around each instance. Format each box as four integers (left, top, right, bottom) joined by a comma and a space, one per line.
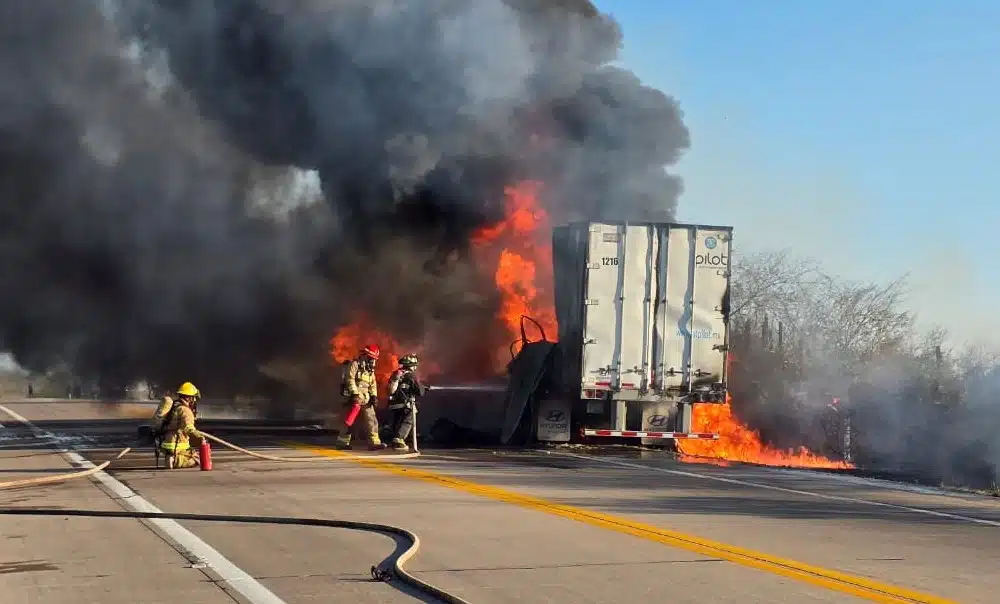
0, 0, 689, 395
730, 251, 1000, 489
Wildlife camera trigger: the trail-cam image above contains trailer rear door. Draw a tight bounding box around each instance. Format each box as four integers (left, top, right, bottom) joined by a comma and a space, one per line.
580, 224, 657, 393
654, 226, 731, 392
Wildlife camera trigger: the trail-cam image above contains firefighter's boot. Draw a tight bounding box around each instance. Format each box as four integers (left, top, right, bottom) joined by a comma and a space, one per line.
368, 437, 387, 451
334, 433, 352, 450
390, 438, 409, 452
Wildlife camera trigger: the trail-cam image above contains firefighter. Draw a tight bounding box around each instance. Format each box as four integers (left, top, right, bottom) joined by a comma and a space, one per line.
158, 382, 204, 469
150, 382, 200, 429
386, 354, 426, 451
335, 344, 386, 450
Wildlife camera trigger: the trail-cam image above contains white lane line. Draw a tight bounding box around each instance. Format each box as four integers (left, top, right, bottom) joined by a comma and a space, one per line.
0, 404, 289, 604
550, 450, 1000, 528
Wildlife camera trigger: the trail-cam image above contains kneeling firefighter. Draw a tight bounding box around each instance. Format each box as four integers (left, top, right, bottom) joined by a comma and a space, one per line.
335, 344, 387, 450
386, 354, 427, 451
158, 382, 205, 469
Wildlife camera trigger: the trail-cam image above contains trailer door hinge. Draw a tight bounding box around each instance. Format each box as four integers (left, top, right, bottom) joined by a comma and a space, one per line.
584, 299, 599, 306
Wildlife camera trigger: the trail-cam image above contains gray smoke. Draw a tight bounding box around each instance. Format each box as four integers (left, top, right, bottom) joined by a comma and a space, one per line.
730, 251, 1000, 488
0, 0, 689, 395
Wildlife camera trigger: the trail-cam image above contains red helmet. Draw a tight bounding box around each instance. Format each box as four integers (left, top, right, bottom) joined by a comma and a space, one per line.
361, 344, 380, 360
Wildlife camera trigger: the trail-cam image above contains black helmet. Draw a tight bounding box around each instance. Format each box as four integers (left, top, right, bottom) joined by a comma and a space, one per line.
399, 354, 418, 368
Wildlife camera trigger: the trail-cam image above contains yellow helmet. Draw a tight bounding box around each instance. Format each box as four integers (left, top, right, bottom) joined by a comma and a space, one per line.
176, 382, 200, 398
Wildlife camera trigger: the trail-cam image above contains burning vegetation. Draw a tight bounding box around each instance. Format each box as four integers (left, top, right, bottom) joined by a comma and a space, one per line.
678, 394, 853, 469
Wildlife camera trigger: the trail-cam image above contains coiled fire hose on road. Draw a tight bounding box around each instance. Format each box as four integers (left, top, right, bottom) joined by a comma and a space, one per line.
0, 429, 473, 604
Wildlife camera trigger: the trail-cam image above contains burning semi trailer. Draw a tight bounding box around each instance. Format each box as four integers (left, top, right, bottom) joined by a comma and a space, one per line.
328, 189, 850, 470
501, 221, 732, 447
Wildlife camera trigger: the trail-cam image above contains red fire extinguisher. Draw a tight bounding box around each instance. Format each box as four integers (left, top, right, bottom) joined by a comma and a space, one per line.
199, 439, 212, 471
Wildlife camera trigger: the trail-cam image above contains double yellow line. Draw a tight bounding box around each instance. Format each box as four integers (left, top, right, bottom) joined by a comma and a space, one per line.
293, 444, 958, 604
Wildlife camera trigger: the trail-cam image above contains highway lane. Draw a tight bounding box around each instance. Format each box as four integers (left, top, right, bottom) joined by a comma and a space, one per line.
0, 448, 229, 604
2, 399, 997, 603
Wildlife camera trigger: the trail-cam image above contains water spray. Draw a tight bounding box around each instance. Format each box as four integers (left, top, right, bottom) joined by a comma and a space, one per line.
427, 383, 507, 393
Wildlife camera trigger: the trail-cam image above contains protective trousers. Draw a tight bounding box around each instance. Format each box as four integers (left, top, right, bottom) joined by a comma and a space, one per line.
359, 403, 380, 444
338, 402, 381, 447
160, 444, 199, 469
391, 406, 414, 447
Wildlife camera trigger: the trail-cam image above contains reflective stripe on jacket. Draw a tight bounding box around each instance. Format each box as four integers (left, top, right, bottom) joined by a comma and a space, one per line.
160, 405, 201, 451
345, 359, 377, 404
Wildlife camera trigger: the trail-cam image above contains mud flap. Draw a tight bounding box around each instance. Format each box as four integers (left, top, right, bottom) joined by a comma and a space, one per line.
500, 341, 557, 445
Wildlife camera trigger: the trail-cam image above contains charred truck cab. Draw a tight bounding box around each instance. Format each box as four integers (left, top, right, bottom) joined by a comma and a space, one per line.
500, 221, 732, 447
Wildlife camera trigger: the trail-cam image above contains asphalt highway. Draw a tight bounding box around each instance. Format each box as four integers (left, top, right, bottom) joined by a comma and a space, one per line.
1, 399, 996, 603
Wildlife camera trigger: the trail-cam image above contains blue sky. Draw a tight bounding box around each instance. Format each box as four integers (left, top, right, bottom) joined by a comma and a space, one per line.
592, 0, 1000, 347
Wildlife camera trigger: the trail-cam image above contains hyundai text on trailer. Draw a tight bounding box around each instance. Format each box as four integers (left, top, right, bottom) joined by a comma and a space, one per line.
500, 221, 732, 446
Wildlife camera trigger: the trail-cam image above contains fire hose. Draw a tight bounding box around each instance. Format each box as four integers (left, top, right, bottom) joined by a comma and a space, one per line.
0, 430, 419, 490
0, 507, 469, 604
200, 431, 421, 462
0, 424, 472, 604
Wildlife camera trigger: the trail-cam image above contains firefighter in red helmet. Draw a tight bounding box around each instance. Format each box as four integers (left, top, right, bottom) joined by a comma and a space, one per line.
335, 343, 387, 450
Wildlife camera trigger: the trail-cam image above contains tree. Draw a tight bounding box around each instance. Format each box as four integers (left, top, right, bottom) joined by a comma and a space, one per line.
727, 248, 1000, 491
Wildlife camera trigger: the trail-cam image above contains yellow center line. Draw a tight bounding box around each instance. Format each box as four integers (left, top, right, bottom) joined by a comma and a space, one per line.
287, 443, 958, 604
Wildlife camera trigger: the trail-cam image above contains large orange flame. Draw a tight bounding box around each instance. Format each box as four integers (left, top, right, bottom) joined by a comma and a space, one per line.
677, 394, 853, 469
328, 181, 556, 387
328, 318, 400, 393
470, 180, 558, 370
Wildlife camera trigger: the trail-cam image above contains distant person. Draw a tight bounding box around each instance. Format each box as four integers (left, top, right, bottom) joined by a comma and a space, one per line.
26, 383, 33, 398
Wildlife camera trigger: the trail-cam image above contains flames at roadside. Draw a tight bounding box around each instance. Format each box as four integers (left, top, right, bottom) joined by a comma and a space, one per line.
328, 181, 850, 470
677, 394, 853, 469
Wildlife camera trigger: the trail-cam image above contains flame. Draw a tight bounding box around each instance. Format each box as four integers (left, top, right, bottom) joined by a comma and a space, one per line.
470, 180, 558, 370
328, 180, 557, 384
328, 316, 439, 394
677, 394, 853, 469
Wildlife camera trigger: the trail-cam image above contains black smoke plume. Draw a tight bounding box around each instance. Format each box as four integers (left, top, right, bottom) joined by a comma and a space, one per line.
0, 0, 689, 397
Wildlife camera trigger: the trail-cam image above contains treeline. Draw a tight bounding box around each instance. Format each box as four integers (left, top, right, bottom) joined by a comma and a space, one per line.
728, 250, 1000, 491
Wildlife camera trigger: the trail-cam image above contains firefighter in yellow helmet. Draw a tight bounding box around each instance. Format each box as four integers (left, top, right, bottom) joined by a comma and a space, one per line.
150, 382, 201, 427
159, 382, 204, 469
335, 344, 386, 450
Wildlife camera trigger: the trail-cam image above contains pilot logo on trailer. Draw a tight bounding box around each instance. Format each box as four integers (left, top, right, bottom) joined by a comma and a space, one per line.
545, 410, 566, 423
696, 235, 727, 268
